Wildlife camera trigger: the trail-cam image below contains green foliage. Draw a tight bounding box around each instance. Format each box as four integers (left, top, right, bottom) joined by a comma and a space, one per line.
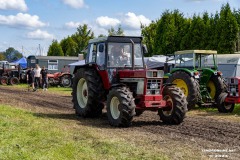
217, 3, 238, 54
108, 25, 125, 36
71, 24, 94, 55
0, 52, 5, 60
3, 47, 23, 62
60, 37, 78, 56
47, 40, 64, 56
141, 21, 157, 56
141, 3, 240, 56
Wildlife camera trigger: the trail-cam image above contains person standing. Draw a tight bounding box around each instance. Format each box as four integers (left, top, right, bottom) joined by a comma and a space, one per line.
40, 66, 48, 91
26, 67, 35, 91
34, 64, 41, 91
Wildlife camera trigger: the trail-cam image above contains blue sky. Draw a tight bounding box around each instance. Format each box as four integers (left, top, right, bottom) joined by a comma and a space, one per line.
0, 0, 239, 57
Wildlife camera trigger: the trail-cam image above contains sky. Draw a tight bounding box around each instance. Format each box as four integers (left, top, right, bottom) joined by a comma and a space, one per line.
0, 0, 239, 57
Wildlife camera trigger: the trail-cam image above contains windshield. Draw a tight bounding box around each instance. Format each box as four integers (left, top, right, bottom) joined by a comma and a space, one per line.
107, 42, 144, 68
175, 53, 216, 68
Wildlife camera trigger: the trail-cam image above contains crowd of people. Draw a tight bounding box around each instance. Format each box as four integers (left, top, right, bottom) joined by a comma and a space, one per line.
26, 64, 48, 92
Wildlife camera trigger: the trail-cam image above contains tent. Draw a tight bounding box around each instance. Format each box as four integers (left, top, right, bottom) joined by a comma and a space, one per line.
13, 57, 27, 69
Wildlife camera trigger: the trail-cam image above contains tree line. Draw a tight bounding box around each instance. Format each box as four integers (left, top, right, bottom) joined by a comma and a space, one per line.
141, 3, 240, 56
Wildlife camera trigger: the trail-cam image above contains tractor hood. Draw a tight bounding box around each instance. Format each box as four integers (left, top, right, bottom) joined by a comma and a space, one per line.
118, 70, 164, 78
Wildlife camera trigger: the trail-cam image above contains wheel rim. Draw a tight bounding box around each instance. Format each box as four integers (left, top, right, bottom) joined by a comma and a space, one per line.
163, 95, 174, 116
1, 78, 7, 85
172, 79, 188, 96
110, 96, 120, 119
207, 80, 216, 99
62, 78, 70, 86
224, 102, 233, 110
77, 78, 88, 108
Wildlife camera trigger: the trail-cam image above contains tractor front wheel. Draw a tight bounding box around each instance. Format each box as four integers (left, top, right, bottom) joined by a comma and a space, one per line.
167, 71, 199, 110
216, 92, 235, 113
106, 87, 135, 127
158, 86, 188, 124
207, 75, 227, 101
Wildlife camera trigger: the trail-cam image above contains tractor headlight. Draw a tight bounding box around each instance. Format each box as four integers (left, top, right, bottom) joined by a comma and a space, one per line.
146, 90, 151, 95
155, 90, 160, 94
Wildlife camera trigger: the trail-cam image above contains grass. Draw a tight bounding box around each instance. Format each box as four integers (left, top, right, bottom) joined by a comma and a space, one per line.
0, 105, 170, 160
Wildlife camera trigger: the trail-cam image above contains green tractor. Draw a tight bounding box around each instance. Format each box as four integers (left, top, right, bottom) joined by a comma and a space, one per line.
166, 50, 232, 111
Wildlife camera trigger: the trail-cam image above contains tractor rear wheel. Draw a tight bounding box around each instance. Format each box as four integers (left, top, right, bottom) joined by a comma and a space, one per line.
0, 76, 8, 85
72, 68, 105, 117
158, 86, 187, 124
167, 71, 199, 110
106, 87, 135, 127
61, 75, 72, 87
9, 77, 19, 85
216, 92, 235, 113
207, 75, 227, 101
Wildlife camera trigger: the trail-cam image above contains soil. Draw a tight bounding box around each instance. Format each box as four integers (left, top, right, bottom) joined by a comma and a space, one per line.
0, 86, 239, 159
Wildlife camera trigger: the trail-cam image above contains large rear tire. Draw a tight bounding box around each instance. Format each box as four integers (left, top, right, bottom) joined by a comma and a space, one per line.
207, 75, 227, 101
158, 86, 188, 124
167, 71, 199, 110
61, 75, 72, 87
106, 87, 135, 127
9, 77, 19, 85
72, 68, 105, 117
0, 76, 8, 85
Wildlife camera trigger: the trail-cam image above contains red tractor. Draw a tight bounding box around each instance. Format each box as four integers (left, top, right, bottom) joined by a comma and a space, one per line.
218, 77, 239, 113
47, 72, 72, 87
71, 36, 188, 127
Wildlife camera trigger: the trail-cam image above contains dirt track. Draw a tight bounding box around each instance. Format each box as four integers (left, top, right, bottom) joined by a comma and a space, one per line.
0, 86, 239, 159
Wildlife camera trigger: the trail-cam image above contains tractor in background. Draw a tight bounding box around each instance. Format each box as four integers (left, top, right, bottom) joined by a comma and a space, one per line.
0, 62, 20, 85
71, 36, 188, 127
166, 50, 232, 112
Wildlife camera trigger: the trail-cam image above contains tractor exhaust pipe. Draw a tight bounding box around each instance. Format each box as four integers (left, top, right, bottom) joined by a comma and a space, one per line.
130, 39, 135, 70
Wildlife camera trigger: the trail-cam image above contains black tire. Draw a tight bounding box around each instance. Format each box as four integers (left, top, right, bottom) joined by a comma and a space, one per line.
9, 77, 19, 85
106, 86, 135, 127
158, 86, 188, 125
61, 75, 72, 87
167, 71, 199, 110
207, 75, 227, 101
135, 110, 144, 116
72, 68, 105, 117
216, 92, 235, 113
0, 76, 8, 85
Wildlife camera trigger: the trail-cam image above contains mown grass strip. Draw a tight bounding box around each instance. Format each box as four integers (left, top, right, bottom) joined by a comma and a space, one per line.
0, 105, 168, 160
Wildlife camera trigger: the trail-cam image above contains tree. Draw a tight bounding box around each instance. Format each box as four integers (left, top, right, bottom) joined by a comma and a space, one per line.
108, 25, 125, 36
47, 40, 64, 56
217, 3, 238, 54
0, 52, 5, 60
4, 47, 23, 62
233, 8, 240, 51
71, 24, 94, 54
65, 37, 78, 56
154, 10, 177, 55
141, 21, 157, 56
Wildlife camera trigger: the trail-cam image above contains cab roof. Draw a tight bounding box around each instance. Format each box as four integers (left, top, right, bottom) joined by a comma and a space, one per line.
175, 50, 217, 55
89, 36, 143, 44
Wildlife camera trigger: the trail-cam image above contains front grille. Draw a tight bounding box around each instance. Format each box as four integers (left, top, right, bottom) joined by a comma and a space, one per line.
229, 84, 239, 97
147, 79, 162, 95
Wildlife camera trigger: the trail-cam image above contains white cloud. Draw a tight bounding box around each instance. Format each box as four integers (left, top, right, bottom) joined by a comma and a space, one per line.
0, 0, 27, 12
62, 0, 86, 9
123, 12, 151, 30
27, 29, 55, 40
96, 16, 121, 28
0, 13, 47, 28
65, 21, 81, 29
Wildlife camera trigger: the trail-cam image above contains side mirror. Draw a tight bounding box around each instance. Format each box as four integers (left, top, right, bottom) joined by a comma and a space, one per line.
99, 44, 104, 52
142, 45, 148, 55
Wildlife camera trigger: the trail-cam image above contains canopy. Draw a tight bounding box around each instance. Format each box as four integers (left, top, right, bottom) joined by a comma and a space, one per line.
13, 57, 27, 69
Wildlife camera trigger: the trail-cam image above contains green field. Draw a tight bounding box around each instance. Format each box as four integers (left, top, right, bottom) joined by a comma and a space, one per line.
0, 105, 169, 160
